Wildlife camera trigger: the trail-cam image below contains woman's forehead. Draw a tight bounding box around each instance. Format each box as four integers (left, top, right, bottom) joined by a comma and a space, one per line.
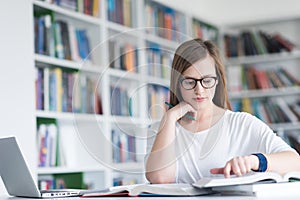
182, 56, 216, 77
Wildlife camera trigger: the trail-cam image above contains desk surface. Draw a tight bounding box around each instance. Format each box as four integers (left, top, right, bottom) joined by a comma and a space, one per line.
2, 195, 300, 200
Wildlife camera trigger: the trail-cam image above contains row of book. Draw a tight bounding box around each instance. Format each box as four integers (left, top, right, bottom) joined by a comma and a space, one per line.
113, 176, 138, 186
37, 120, 59, 167
37, 123, 58, 167
146, 42, 172, 79
35, 66, 103, 114
107, 0, 134, 27
110, 84, 131, 116
145, 0, 186, 41
231, 98, 300, 124
111, 129, 136, 163
227, 66, 300, 92
148, 85, 169, 120
40, 0, 100, 17
284, 130, 300, 155
38, 172, 88, 190
108, 40, 138, 72
192, 19, 219, 44
224, 30, 297, 57
34, 13, 92, 62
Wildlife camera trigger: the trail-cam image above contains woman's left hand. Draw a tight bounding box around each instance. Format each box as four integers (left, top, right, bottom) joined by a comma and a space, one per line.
210, 155, 259, 178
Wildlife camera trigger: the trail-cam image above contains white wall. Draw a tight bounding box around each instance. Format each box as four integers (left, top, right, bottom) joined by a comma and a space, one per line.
155, 0, 300, 26
0, 0, 37, 195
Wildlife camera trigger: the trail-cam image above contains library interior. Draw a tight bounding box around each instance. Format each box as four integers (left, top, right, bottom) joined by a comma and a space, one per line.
1, 0, 300, 198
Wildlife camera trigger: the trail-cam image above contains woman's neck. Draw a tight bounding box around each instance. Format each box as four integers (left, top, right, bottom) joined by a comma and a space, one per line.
179, 105, 226, 132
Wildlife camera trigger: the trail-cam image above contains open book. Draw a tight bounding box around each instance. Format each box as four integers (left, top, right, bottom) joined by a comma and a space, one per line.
212, 181, 300, 197
81, 183, 213, 197
193, 171, 300, 188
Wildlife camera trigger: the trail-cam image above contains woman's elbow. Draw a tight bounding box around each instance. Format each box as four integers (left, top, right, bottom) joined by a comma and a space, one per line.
146, 171, 175, 184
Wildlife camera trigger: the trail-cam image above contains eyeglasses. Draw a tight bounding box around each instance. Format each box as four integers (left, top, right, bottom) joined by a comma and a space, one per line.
180, 77, 217, 90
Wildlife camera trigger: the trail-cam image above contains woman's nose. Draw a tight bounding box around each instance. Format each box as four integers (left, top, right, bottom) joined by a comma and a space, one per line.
194, 81, 205, 93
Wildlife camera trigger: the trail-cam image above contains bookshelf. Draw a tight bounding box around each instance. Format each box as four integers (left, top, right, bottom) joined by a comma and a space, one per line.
222, 18, 300, 138
27, 0, 220, 190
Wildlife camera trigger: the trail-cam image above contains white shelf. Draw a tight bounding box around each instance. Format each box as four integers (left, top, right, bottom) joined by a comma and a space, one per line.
106, 21, 137, 35
107, 115, 151, 126
143, 33, 180, 50
145, 76, 170, 87
111, 162, 144, 172
270, 122, 300, 131
37, 165, 106, 174
226, 51, 300, 65
33, 0, 102, 25
34, 54, 104, 73
229, 86, 300, 99
36, 110, 105, 122
107, 68, 141, 81
35, 110, 152, 126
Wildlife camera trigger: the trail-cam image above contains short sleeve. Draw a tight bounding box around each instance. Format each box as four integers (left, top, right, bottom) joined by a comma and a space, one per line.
248, 114, 297, 154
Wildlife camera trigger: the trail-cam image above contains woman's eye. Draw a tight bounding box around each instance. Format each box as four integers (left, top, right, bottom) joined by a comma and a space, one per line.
203, 80, 212, 84
186, 80, 195, 85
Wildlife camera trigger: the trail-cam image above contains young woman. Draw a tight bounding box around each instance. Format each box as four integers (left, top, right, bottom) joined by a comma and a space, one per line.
145, 38, 300, 184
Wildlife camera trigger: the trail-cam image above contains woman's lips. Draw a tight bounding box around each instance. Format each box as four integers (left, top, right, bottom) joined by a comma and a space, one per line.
193, 97, 206, 102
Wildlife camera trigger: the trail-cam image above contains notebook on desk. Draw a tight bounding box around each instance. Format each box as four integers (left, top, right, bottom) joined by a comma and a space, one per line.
0, 136, 84, 198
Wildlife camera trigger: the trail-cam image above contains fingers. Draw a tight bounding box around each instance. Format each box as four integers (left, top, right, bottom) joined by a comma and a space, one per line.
210, 168, 224, 174
211, 156, 255, 178
170, 102, 196, 120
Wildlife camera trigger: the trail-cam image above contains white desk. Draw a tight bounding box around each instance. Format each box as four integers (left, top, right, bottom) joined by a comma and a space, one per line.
2, 195, 300, 200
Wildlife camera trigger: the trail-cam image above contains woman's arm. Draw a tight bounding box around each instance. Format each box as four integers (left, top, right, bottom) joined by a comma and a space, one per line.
211, 151, 300, 178
145, 102, 196, 183
145, 113, 177, 183
265, 151, 300, 174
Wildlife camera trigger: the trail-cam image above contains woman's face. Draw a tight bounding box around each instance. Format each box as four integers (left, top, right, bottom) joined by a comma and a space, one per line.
179, 54, 218, 110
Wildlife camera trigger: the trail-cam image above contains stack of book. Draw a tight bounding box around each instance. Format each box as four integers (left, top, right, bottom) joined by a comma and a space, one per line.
224, 30, 297, 57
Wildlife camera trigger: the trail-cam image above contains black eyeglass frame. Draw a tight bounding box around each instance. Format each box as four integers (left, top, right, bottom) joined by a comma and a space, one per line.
180, 77, 218, 90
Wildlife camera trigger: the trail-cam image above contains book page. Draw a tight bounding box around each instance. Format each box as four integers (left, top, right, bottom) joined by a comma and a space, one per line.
193, 171, 283, 188
283, 171, 300, 181
130, 183, 211, 196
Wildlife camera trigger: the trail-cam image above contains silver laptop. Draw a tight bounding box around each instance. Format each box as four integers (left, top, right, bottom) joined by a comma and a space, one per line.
0, 136, 84, 198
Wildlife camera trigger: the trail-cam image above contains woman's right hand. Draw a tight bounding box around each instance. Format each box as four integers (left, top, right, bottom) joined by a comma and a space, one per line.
166, 101, 197, 122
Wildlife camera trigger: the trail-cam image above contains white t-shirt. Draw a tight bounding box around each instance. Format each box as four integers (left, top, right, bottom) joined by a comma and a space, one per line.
145, 110, 296, 183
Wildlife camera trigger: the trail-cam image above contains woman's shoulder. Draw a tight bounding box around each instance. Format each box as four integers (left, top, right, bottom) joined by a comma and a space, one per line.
225, 110, 269, 133
225, 109, 258, 122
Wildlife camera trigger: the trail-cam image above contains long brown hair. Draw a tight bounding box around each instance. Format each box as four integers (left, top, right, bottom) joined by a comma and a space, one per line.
169, 38, 231, 109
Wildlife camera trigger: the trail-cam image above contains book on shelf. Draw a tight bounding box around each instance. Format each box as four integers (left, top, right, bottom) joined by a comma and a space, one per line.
110, 84, 130, 116
108, 40, 138, 72
46, 0, 99, 17
34, 10, 93, 62
111, 128, 137, 163
38, 172, 88, 190
231, 98, 300, 124
37, 118, 59, 167
192, 171, 300, 189
192, 18, 218, 44
224, 30, 298, 57
113, 176, 138, 187
81, 183, 213, 197
285, 130, 300, 154
147, 84, 169, 119
227, 65, 300, 92
144, 0, 186, 41
107, 0, 134, 27
146, 42, 172, 79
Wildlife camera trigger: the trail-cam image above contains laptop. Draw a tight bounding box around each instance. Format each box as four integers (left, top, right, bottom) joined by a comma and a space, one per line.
0, 136, 84, 198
